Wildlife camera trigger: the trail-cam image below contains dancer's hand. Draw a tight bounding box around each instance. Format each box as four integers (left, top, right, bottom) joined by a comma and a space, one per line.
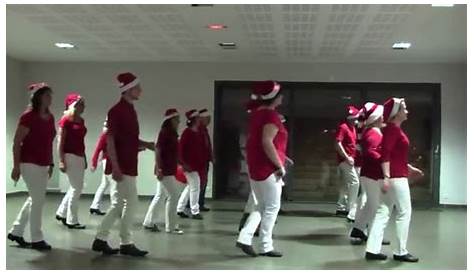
59, 161, 67, 173
274, 166, 286, 180
11, 166, 20, 182
382, 178, 390, 193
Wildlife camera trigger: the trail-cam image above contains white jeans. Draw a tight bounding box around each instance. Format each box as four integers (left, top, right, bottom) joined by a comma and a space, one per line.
244, 188, 258, 213
366, 178, 412, 256
90, 160, 112, 210
238, 174, 283, 253
177, 171, 200, 215
10, 163, 49, 242
96, 175, 138, 245
353, 177, 383, 233
336, 162, 360, 220
144, 176, 181, 230
56, 153, 85, 224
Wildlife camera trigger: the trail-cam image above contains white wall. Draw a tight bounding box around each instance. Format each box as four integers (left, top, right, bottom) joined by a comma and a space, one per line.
8, 60, 465, 205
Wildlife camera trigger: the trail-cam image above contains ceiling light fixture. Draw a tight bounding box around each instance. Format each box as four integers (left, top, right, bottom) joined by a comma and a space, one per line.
431, 4, 454, 7
207, 24, 227, 30
219, 42, 236, 49
392, 42, 411, 50
55, 42, 76, 49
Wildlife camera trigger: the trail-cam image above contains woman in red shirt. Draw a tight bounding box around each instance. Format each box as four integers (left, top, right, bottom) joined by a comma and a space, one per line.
89, 120, 112, 215
8, 83, 56, 250
177, 109, 206, 220
236, 80, 287, 258
55, 93, 88, 229
366, 98, 424, 263
143, 109, 184, 234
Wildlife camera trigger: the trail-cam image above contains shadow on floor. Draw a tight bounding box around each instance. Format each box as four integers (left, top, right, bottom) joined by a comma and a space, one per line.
320, 258, 402, 270
277, 227, 351, 246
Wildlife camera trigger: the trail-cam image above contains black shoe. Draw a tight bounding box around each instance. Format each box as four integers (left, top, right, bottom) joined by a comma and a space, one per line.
66, 223, 86, 229
346, 217, 355, 223
238, 213, 250, 231
382, 239, 391, 245
350, 228, 368, 241
144, 224, 161, 232
55, 215, 67, 226
7, 233, 30, 247
278, 209, 287, 215
90, 208, 106, 216
201, 206, 210, 212
92, 239, 119, 255
259, 250, 283, 257
191, 214, 203, 220
236, 242, 258, 257
336, 210, 349, 216
177, 212, 189, 219
31, 240, 52, 251
120, 244, 148, 257
365, 252, 387, 260
393, 253, 419, 263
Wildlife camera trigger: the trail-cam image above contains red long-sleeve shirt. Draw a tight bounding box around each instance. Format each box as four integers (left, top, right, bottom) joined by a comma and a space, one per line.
381, 123, 410, 178
91, 132, 112, 174
179, 127, 207, 173
360, 127, 383, 180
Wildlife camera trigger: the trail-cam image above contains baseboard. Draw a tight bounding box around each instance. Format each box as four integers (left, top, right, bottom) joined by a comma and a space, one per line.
438, 204, 467, 209
6, 190, 28, 196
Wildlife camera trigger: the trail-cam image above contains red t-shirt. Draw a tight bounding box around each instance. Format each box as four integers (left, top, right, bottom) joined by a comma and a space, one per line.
157, 127, 179, 176
59, 115, 87, 157
246, 108, 288, 181
360, 127, 383, 180
335, 121, 357, 164
381, 123, 410, 178
179, 127, 207, 172
19, 109, 56, 166
91, 132, 112, 174
107, 98, 140, 177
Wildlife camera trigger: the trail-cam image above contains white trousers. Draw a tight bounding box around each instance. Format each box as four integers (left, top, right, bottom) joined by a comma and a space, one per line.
237, 174, 283, 253
56, 153, 85, 224
366, 178, 412, 256
353, 177, 383, 233
10, 163, 49, 242
96, 175, 138, 245
244, 188, 258, 213
143, 176, 181, 230
177, 171, 200, 215
90, 160, 112, 210
336, 162, 360, 220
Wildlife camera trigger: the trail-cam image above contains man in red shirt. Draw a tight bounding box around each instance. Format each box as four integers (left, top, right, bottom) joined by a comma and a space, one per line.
198, 108, 213, 212
92, 72, 154, 257
335, 106, 361, 222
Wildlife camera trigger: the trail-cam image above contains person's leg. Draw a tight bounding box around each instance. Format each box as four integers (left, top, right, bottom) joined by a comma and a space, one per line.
161, 176, 181, 231
143, 181, 163, 227
366, 185, 395, 255
65, 154, 85, 225
187, 171, 201, 216
258, 175, 283, 254
336, 163, 348, 213
56, 188, 72, 218
177, 185, 190, 213
342, 163, 360, 221
118, 176, 138, 245
90, 161, 110, 211
353, 178, 381, 233
199, 181, 207, 208
391, 178, 412, 257
10, 164, 49, 243
237, 181, 262, 245
95, 179, 123, 242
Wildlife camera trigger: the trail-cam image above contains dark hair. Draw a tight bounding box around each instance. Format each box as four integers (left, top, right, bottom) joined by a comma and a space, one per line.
30, 87, 52, 112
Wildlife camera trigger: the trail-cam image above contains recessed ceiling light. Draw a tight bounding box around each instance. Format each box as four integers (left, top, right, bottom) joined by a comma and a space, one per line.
55, 42, 76, 49
392, 42, 411, 50
207, 24, 227, 30
219, 42, 236, 49
431, 4, 454, 7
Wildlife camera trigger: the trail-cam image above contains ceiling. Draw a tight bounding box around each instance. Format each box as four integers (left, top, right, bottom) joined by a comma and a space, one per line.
6, 4, 467, 63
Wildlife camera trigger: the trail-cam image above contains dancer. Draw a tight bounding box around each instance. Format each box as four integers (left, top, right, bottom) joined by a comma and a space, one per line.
92, 72, 155, 256
198, 108, 213, 212
335, 106, 361, 222
365, 98, 424, 262
236, 80, 287, 258
177, 109, 206, 220
143, 108, 184, 234
55, 93, 88, 229
350, 103, 389, 246
8, 82, 56, 250
89, 121, 112, 215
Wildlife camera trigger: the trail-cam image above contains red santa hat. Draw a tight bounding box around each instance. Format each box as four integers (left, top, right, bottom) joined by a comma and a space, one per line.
363, 102, 384, 125
347, 106, 360, 119
64, 92, 82, 109
383, 97, 404, 122
250, 80, 281, 100
163, 108, 179, 123
28, 82, 49, 95
117, 72, 140, 93
185, 109, 199, 120
198, 108, 211, 117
